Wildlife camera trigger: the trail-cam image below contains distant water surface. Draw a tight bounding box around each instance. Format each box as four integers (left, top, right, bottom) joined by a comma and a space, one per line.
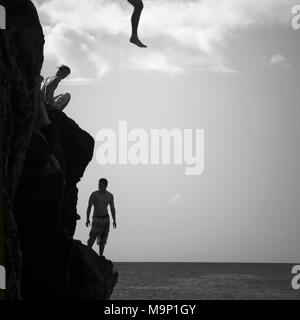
110, 263, 300, 300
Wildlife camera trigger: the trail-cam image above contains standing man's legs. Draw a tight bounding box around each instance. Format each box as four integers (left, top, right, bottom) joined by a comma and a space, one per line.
128, 0, 147, 48
87, 232, 97, 248
98, 220, 110, 257
99, 240, 106, 257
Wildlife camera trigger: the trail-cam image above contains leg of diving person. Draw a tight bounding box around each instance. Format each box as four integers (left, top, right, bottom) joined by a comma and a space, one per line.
128, 0, 147, 48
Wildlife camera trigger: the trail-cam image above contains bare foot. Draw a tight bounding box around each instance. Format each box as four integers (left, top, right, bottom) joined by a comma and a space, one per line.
130, 36, 147, 48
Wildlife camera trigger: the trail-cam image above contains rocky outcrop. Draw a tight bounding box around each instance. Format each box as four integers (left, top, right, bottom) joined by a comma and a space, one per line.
1, 0, 118, 299
0, 0, 44, 299
46, 108, 95, 236
69, 242, 118, 300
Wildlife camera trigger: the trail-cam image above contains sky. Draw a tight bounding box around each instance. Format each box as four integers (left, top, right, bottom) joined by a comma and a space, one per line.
34, 0, 300, 263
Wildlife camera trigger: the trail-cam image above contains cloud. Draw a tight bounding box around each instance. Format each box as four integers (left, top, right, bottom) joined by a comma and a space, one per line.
62, 77, 96, 86
270, 54, 286, 66
168, 193, 183, 206
126, 50, 184, 74
37, 0, 297, 81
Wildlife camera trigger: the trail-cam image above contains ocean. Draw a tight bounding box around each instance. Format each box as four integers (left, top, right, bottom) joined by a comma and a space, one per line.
110, 262, 300, 300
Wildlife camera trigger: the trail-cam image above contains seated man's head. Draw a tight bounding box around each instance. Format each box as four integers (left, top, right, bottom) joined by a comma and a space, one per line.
98, 178, 108, 192
56, 65, 71, 79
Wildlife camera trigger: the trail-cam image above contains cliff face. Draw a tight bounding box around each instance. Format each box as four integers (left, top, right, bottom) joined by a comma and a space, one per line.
0, 0, 44, 299
0, 0, 118, 300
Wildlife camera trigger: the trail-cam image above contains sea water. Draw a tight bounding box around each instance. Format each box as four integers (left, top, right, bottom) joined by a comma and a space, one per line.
110, 262, 300, 300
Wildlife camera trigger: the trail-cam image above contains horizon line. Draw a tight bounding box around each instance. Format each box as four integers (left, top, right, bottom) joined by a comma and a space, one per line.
112, 261, 299, 264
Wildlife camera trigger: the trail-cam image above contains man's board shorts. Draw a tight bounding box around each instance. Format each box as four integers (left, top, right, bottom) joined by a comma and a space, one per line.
90, 216, 110, 245
52, 93, 71, 111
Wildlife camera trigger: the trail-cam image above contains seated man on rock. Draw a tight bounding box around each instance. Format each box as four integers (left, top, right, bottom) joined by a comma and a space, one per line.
40, 65, 71, 111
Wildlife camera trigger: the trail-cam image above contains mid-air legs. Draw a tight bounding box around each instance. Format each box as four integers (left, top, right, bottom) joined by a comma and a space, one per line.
128, 0, 147, 48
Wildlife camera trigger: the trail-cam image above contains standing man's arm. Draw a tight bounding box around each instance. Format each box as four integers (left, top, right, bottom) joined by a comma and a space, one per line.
110, 195, 117, 229
86, 193, 94, 227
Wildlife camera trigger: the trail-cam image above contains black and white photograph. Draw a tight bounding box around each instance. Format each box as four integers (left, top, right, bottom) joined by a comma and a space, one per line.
0, 0, 300, 303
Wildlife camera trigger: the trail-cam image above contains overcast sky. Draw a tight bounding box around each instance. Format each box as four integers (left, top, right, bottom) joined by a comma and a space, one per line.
35, 0, 300, 263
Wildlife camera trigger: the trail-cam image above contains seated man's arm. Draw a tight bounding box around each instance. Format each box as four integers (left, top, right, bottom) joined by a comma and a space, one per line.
44, 77, 60, 104
110, 195, 117, 229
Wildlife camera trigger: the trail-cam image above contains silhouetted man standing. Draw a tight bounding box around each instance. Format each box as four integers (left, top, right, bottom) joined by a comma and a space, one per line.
86, 179, 117, 257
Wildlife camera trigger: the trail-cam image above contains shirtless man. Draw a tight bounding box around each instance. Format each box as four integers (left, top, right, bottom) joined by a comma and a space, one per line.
40, 65, 71, 111
86, 178, 117, 257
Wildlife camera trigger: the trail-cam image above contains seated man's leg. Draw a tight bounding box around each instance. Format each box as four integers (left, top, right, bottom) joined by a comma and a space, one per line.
53, 93, 71, 111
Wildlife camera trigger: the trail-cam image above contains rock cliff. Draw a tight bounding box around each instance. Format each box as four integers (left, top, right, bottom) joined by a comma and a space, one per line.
0, 0, 118, 300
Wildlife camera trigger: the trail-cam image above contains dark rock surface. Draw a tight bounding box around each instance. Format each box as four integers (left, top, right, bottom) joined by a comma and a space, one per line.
0, 0, 44, 299
70, 241, 118, 300
1, 0, 118, 300
47, 108, 95, 236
